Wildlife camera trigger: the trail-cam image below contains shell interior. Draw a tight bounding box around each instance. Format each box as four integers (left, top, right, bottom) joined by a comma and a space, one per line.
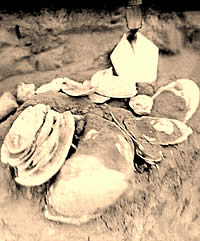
44, 114, 134, 224
124, 116, 193, 146
90, 68, 137, 98
152, 79, 200, 123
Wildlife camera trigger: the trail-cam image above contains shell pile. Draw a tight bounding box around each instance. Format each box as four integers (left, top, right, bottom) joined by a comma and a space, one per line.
1, 104, 75, 186
0, 31, 199, 226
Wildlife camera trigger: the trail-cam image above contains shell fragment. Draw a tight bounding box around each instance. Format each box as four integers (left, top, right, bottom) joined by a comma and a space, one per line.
36, 77, 95, 97
124, 116, 193, 146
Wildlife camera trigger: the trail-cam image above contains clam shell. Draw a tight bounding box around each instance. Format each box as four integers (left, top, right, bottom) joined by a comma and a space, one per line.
45, 114, 134, 224
129, 94, 153, 115
124, 116, 193, 146
108, 107, 192, 164
1, 104, 75, 186
90, 67, 137, 98
110, 32, 158, 83
152, 79, 200, 123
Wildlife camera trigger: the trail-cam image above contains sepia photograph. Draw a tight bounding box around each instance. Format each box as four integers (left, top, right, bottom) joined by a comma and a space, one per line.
0, 1, 200, 240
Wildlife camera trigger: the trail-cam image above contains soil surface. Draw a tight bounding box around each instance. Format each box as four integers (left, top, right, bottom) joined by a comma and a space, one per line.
0, 8, 200, 241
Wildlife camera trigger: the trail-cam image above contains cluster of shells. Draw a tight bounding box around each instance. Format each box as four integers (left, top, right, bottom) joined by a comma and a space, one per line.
1, 104, 75, 186
0, 32, 199, 225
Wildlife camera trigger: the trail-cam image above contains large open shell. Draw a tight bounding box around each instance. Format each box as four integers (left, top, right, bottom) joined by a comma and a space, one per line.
152, 79, 200, 123
110, 32, 158, 83
124, 116, 193, 146
90, 67, 137, 98
1, 104, 75, 186
45, 114, 134, 225
108, 107, 192, 165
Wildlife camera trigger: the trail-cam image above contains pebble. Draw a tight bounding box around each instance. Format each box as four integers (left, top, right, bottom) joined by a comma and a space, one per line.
17, 82, 36, 103
0, 92, 18, 121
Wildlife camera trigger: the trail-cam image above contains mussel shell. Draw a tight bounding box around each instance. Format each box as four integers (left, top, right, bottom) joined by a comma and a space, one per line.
45, 114, 134, 224
45, 155, 128, 224
124, 116, 193, 146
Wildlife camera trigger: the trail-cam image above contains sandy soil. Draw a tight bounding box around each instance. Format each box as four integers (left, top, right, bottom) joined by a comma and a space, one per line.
0, 9, 200, 241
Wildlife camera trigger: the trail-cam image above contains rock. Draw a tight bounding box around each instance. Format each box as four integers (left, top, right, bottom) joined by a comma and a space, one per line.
0, 165, 13, 203
183, 11, 200, 29
30, 46, 64, 71
0, 92, 18, 121
141, 16, 183, 54
17, 82, 36, 103
182, 11, 200, 49
0, 28, 18, 48
0, 47, 31, 80
129, 94, 153, 115
14, 59, 34, 75
136, 82, 155, 96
